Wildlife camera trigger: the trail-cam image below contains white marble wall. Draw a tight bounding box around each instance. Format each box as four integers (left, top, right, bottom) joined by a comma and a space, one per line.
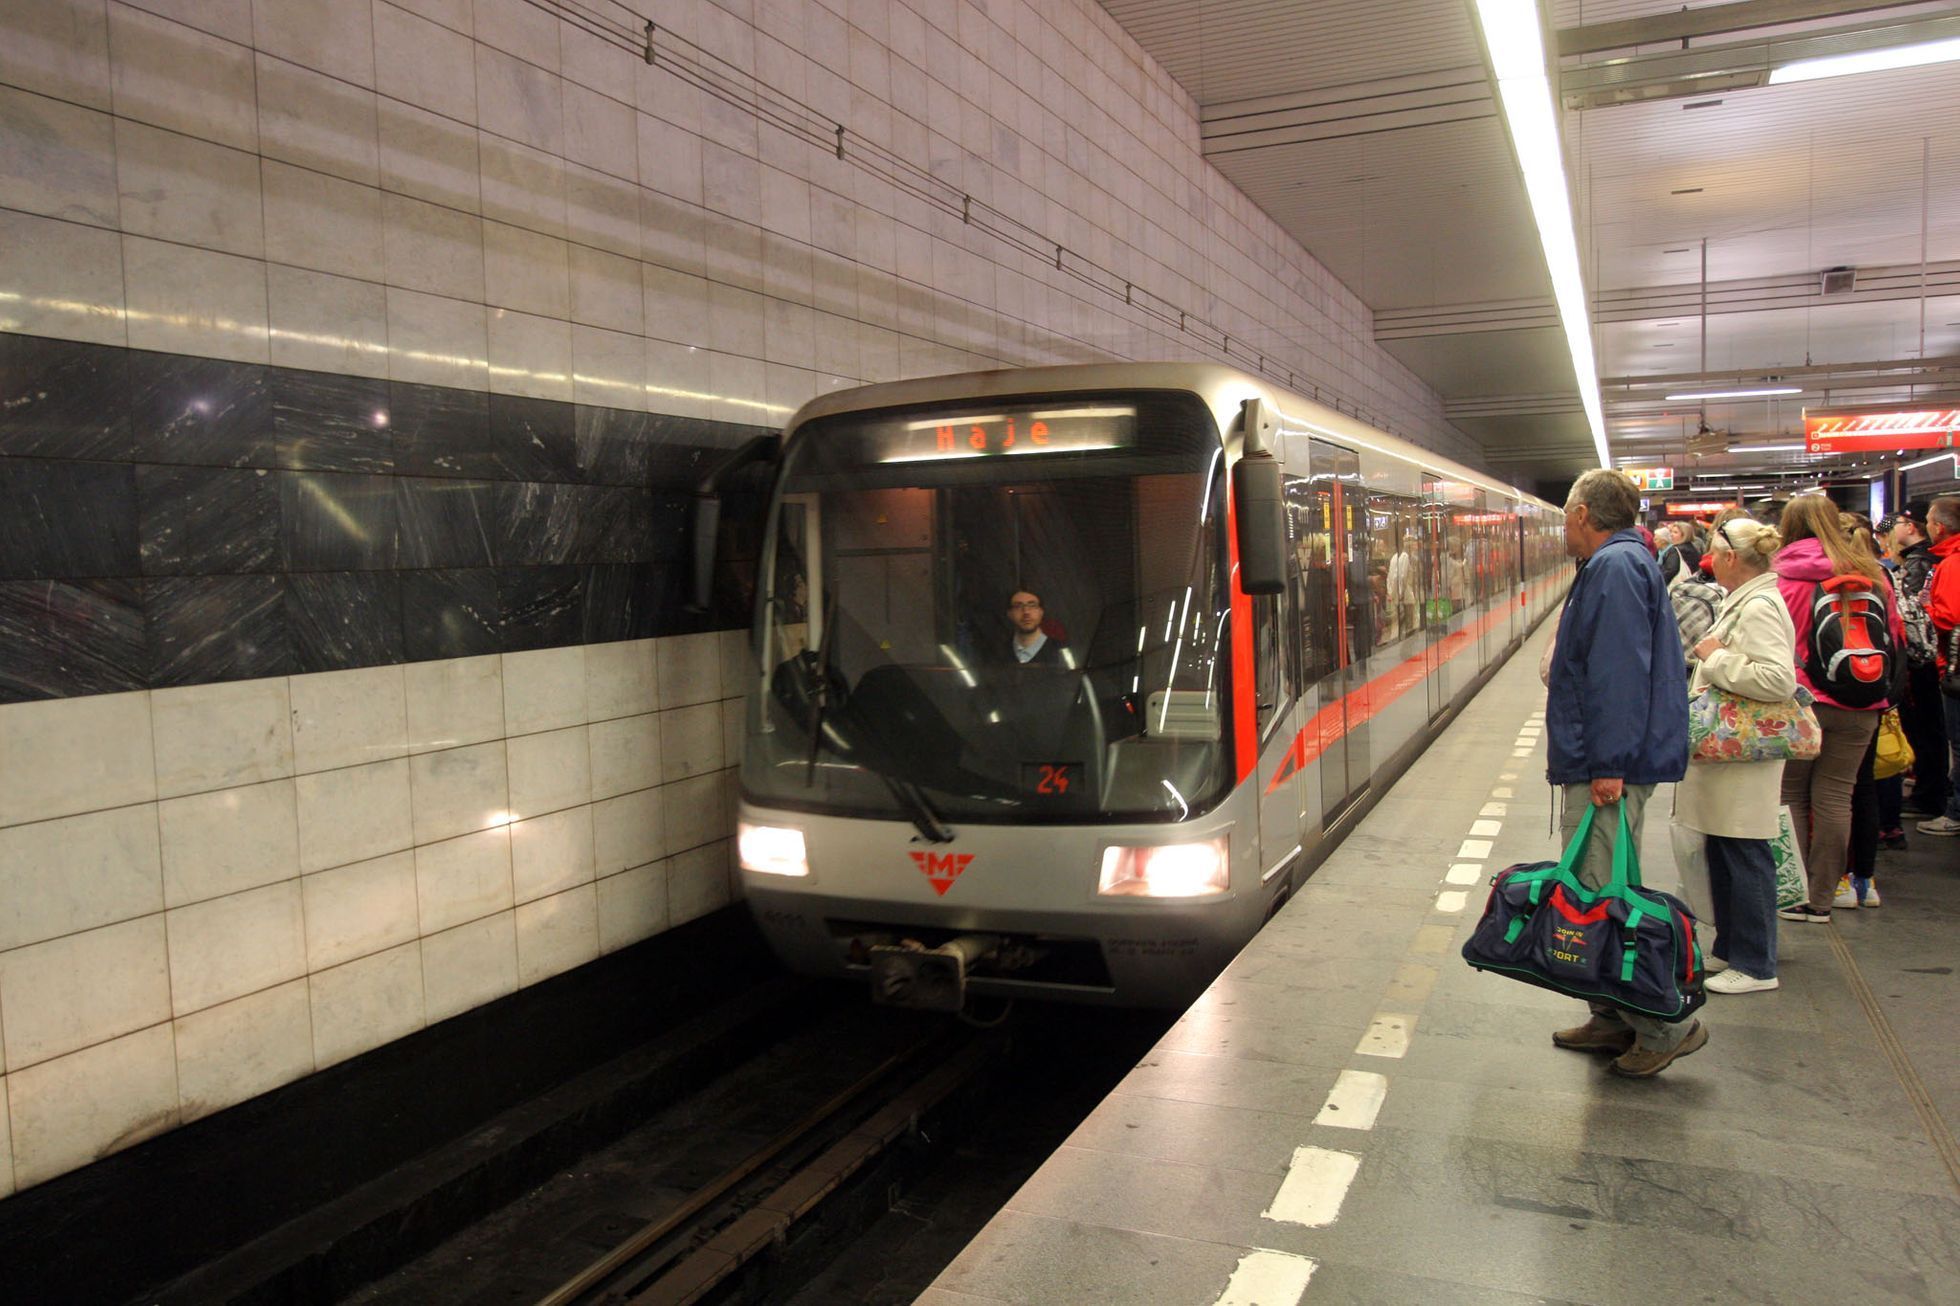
0, 632, 744, 1193
0, 0, 1475, 461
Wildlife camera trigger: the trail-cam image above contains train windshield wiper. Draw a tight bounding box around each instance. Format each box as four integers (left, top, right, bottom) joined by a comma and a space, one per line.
803, 578, 840, 786
883, 774, 953, 844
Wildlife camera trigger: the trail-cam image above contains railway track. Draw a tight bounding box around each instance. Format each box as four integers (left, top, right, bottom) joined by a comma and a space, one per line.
533, 1025, 1002, 1306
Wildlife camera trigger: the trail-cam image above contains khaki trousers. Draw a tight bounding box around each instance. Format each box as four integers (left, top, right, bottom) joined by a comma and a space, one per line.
1558, 783, 1687, 1052
1780, 703, 1880, 909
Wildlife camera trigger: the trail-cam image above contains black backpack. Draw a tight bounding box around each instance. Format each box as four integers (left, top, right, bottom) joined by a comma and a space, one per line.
1805, 576, 1895, 707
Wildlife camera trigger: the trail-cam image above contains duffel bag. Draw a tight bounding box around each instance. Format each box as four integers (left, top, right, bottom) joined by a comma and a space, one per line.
1461, 804, 1706, 1023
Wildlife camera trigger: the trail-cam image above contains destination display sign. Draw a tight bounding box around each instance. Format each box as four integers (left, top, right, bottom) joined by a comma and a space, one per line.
1664, 500, 1738, 515
870, 404, 1138, 463
1804, 409, 1960, 454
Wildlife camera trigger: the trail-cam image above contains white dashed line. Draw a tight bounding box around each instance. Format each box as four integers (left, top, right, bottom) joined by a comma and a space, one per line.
1435, 889, 1467, 913
1457, 838, 1492, 859
1262, 1146, 1363, 1228
1469, 819, 1501, 837
1518, 724, 1542, 735
1217, 1249, 1318, 1305
1445, 862, 1482, 885
1314, 1069, 1389, 1131
1356, 1013, 1414, 1058
1499, 772, 1518, 780
1512, 748, 1532, 757
1479, 802, 1507, 816
1491, 786, 1514, 798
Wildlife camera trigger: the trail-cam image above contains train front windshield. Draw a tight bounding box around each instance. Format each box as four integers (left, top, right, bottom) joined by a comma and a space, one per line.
746, 391, 1233, 828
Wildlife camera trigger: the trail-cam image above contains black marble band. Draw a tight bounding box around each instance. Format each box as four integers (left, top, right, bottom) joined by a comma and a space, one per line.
0, 333, 768, 702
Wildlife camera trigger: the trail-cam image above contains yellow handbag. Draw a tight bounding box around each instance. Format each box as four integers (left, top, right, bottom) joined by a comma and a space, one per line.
1874, 709, 1914, 781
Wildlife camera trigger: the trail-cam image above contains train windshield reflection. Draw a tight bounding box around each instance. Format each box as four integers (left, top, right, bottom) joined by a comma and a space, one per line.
746, 391, 1234, 824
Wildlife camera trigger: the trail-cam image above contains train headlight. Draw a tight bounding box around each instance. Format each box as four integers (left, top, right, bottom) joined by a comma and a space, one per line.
1097, 835, 1230, 898
738, 822, 808, 877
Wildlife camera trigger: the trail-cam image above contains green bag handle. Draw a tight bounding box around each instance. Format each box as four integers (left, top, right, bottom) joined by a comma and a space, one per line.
1558, 800, 1642, 893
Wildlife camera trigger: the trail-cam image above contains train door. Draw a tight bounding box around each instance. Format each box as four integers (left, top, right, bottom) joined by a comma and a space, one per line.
1251, 534, 1303, 886
1304, 438, 1370, 822
1420, 476, 1451, 719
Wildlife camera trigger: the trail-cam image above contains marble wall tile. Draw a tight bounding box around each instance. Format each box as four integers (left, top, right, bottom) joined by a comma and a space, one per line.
483, 221, 572, 320
0, 85, 119, 228
146, 574, 293, 686
401, 567, 501, 660
107, 2, 257, 151
591, 786, 662, 876
569, 324, 643, 413
0, 208, 126, 346
122, 235, 269, 364
301, 849, 418, 970
266, 266, 391, 380
667, 839, 731, 925
280, 471, 399, 572
0, 803, 162, 952
474, 0, 557, 68
150, 675, 293, 798
253, 52, 380, 186
487, 392, 578, 482
579, 562, 665, 645
126, 350, 272, 466
568, 246, 645, 336
156, 777, 299, 905
408, 739, 509, 844
0, 458, 138, 580
513, 882, 598, 985
498, 565, 585, 652
657, 702, 722, 782
490, 481, 586, 565
0, 0, 114, 110
563, 82, 635, 181
136, 465, 279, 576
0, 689, 155, 825
415, 826, 512, 933
564, 162, 641, 261
475, 43, 565, 156
127, 0, 254, 48
389, 379, 490, 478
309, 938, 424, 1069
0, 336, 134, 461
510, 804, 594, 904
500, 644, 584, 735
395, 477, 496, 569
420, 909, 517, 1024
290, 664, 408, 774
294, 756, 413, 873
0, 915, 170, 1069
642, 338, 712, 422
572, 405, 653, 487
165, 879, 307, 1016
252, 0, 375, 88
657, 630, 723, 707
113, 119, 264, 260
373, 2, 477, 121
0, 585, 136, 706
595, 856, 666, 953
382, 193, 487, 303
506, 723, 589, 818
479, 134, 567, 239
404, 652, 503, 753
590, 713, 659, 800
286, 571, 404, 672
661, 771, 726, 856
261, 162, 384, 284
171, 976, 313, 1121
5, 1023, 178, 1190
377, 99, 480, 215
272, 369, 393, 473
383, 287, 489, 390
585, 639, 657, 719
486, 308, 573, 402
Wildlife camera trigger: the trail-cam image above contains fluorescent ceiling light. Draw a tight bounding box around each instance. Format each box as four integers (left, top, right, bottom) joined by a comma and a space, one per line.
1901, 451, 1960, 472
1473, 0, 1608, 467
1769, 36, 1960, 85
1728, 442, 1806, 453
1663, 387, 1803, 401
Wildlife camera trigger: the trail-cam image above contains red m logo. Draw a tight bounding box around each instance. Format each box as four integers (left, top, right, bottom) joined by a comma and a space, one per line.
909, 850, 975, 896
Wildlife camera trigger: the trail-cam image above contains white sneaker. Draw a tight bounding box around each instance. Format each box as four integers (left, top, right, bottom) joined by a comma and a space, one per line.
1917, 816, 1960, 837
1703, 956, 1729, 974
1705, 969, 1779, 994
1833, 876, 1859, 909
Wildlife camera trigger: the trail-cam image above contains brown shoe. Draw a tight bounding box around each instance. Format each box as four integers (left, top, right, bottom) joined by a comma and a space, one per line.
1609, 1020, 1709, 1078
1552, 1017, 1636, 1055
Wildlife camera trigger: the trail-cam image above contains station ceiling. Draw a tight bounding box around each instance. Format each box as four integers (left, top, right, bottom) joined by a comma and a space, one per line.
1099, 0, 1960, 496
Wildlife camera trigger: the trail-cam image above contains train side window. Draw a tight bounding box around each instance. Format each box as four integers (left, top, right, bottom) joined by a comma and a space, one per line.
1252, 589, 1294, 738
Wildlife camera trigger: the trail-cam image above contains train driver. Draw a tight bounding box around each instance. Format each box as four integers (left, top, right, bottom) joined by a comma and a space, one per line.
1006, 590, 1070, 666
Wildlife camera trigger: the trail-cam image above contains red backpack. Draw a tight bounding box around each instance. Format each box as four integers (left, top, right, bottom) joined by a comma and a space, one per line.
1804, 575, 1894, 708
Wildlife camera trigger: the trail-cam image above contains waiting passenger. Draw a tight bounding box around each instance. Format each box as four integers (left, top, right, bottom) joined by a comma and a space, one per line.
1675, 518, 1794, 993
1885, 508, 1946, 821
1545, 469, 1698, 1076
1004, 590, 1069, 666
1771, 496, 1906, 922
1668, 522, 1727, 665
1918, 495, 1960, 837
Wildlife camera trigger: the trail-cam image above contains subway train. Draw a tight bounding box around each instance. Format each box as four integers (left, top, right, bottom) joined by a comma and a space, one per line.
706, 362, 1568, 1009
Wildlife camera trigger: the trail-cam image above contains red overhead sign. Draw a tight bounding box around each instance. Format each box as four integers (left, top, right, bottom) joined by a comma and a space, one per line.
1664, 500, 1738, 516
1805, 409, 1960, 454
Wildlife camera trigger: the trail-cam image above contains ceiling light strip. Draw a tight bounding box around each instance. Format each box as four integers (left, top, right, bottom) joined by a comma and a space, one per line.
1473, 0, 1608, 467
1769, 35, 1960, 84
1662, 387, 1803, 401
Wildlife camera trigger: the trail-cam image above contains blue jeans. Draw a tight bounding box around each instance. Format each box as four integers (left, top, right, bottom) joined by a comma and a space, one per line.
1947, 696, 1960, 823
1706, 835, 1778, 980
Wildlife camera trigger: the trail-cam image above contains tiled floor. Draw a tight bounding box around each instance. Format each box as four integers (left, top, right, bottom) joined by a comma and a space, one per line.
929, 623, 1960, 1305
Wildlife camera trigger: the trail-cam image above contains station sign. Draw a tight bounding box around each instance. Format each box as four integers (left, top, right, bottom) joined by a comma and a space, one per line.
1622, 466, 1673, 490
1804, 408, 1960, 455
1664, 500, 1738, 515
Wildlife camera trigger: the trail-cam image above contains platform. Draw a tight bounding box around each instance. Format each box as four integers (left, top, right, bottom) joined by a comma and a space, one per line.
927, 622, 1960, 1305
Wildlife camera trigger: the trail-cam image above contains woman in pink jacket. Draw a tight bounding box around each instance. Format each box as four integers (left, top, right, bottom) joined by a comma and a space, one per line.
1771, 496, 1908, 922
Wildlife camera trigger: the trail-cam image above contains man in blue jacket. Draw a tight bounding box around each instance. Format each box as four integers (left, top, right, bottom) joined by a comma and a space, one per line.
1546, 469, 1698, 1077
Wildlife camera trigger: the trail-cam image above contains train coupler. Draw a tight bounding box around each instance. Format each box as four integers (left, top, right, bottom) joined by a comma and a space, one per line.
867, 935, 999, 1012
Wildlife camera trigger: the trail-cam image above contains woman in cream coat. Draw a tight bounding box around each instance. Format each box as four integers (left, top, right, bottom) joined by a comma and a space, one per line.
1675, 518, 1798, 994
